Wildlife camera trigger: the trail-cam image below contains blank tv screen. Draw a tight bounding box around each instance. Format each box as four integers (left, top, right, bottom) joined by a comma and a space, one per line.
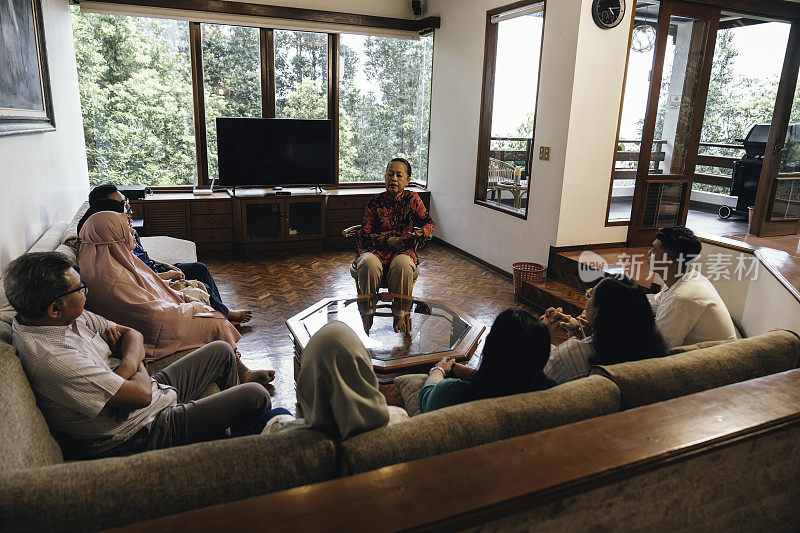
216, 117, 334, 187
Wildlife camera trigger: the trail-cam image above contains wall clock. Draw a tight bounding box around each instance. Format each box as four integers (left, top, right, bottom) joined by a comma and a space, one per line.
592, 0, 626, 29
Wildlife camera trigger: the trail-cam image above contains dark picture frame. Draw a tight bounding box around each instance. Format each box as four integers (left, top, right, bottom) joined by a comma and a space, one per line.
0, 0, 55, 136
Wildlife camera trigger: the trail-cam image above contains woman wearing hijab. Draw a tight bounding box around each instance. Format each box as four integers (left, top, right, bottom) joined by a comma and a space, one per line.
267, 321, 406, 439
78, 211, 272, 384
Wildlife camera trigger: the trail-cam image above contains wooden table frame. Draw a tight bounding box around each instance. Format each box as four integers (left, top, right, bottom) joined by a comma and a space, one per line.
286, 296, 485, 380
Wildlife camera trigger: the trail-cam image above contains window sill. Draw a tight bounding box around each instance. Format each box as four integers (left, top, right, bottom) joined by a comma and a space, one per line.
474, 199, 528, 220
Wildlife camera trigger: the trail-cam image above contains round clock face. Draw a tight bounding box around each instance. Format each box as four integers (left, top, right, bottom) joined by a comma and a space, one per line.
592, 0, 625, 29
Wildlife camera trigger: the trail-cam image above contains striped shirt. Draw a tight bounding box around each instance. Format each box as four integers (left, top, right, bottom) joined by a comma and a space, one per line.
12, 310, 177, 455
543, 335, 598, 385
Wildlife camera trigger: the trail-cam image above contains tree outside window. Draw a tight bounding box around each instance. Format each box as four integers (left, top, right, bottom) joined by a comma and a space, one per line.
72, 9, 196, 187
274, 30, 328, 119
339, 34, 433, 184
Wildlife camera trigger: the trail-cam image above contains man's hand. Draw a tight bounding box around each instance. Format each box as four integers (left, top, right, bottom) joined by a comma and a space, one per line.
105, 326, 123, 355
112, 326, 146, 380
435, 356, 456, 376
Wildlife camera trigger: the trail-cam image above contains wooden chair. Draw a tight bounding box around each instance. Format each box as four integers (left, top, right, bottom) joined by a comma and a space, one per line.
342, 225, 429, 295
487, 157, 516, 202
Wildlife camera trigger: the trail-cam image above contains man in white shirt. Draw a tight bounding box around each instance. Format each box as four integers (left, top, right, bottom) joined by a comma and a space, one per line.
647, 227, 737, 349
5, 252, 271, 457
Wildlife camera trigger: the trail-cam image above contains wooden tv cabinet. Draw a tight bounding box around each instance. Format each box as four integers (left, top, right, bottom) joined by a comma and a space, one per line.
129, 187, 431, 253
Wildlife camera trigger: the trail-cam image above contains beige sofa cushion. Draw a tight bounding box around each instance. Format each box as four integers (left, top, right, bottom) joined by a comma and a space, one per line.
0, 343, 63, 472
27, 221, 69, 254
0, 428, 337, 531
592, 330, 800, 410
668, 339, 733, 355
394, 373, 427, 416
60, 202, 89, 248
340, 375, 620, 475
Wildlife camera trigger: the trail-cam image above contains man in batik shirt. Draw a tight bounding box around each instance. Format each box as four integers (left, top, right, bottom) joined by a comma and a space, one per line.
356, 158, 436, 332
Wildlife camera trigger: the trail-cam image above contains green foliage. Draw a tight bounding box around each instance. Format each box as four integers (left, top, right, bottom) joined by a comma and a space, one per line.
72, 11, 435, 187
72, 8, 196, 186
338, 35, 433, 183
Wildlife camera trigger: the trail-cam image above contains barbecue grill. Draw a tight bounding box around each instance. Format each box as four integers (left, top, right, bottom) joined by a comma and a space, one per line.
718, 123, 800, 219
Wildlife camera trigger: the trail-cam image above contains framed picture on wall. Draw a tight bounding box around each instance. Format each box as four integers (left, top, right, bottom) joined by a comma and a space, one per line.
0, 0, 55, 136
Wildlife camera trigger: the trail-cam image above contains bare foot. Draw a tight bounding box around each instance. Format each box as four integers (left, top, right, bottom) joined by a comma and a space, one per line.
236, 357, 275, 389
228, 309, 253, 324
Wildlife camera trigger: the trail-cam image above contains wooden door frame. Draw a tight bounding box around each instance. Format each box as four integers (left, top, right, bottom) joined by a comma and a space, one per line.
751, 21, 800, 236
627, 0, 720, 246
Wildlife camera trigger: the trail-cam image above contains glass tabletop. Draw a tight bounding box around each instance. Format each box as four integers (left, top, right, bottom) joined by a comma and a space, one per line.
299, 296, 472, 361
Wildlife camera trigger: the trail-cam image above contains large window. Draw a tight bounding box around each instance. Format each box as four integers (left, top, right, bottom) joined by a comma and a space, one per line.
201, 24, 261, 182
73, 9, 196, 186
339, 33, 434, 183
71, 9, 434, 188
274, 30, 328, 119
474, 1, 545, 218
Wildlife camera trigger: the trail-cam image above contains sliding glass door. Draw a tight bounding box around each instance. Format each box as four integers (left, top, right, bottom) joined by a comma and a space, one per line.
627, 0, 720, 245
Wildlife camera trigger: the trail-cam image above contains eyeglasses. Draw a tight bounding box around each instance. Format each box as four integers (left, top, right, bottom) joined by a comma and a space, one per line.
53, 282, 88, 301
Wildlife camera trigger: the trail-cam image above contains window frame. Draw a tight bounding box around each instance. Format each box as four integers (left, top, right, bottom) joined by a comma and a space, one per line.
474, 0, 547, 220
76, 9, 436, 191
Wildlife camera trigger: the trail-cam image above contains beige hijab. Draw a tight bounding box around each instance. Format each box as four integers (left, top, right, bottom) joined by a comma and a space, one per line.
78, 211, 238, 357
284, 321, 389, 439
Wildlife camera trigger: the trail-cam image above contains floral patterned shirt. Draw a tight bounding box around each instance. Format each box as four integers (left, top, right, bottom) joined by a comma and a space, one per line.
358, 190, 436, 265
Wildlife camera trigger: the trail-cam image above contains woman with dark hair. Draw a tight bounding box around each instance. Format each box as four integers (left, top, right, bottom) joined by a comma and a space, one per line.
418, 309, 554, 413
543, 275, 667, 385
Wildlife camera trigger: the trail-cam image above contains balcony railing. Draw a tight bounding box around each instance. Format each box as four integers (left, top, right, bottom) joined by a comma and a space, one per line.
614, 139, 743, 189
489, 136, 532, 177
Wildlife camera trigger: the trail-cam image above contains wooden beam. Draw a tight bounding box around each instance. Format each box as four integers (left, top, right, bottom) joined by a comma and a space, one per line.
82, 0, 441, 32
260, 28, 275, 118
189, 21, 209, 187
328, 33, 340, 183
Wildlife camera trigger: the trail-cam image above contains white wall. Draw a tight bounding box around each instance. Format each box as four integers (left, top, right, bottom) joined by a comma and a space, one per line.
426, 0, 584, 272
695, 243, 800, 336
0, 0, 88, 270
555, 0, 631, 246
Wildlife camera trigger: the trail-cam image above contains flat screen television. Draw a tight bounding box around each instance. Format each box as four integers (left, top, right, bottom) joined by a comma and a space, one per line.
216, 117, 334, 188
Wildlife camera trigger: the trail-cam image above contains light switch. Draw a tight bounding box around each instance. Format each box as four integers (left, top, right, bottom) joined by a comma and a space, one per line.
539, 146, 551, 161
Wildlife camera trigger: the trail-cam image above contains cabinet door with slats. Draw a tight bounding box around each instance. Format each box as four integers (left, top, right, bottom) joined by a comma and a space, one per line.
145, 202, 190, 239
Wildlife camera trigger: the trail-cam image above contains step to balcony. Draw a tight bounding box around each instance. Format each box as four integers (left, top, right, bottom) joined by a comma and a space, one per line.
517, 277, 586, 317
548, 246, 656, 290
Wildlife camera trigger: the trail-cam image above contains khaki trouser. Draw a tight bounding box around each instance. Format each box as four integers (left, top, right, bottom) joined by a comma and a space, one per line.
355, 253, 418, 317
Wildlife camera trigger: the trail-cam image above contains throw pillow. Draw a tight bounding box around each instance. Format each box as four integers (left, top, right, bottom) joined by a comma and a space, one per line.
394, 373, 427, 417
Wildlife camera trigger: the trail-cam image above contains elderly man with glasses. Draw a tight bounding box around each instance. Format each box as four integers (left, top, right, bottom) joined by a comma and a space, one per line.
5, 252, 271, 458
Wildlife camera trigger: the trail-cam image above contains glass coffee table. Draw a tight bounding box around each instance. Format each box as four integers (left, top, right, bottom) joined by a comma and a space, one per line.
286, 295, 485, 380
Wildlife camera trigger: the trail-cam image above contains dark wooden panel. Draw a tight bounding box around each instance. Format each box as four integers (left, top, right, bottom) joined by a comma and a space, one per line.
93, 0, 441, 32
129, 201, 145, 220
327, 208, 363, 223
191, 228, 233, 243
327, 195, 364, 210
189, 201, 232, 215
145, 202, 189, 238
327, 221, 357, 236
190, 214, 233, 229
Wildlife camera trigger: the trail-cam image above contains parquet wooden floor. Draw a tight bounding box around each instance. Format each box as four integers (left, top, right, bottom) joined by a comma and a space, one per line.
201, 242, 529, 410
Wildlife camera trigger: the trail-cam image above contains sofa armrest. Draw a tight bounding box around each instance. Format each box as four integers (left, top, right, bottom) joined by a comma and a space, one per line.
139, 236, 197, 265
0, 429, 337, 532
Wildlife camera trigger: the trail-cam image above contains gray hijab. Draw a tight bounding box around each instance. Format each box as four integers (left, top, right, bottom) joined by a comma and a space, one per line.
282, 321, 389, 439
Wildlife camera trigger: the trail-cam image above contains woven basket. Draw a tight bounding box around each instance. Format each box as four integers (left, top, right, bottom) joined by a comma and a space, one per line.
512, 262, 546, 296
